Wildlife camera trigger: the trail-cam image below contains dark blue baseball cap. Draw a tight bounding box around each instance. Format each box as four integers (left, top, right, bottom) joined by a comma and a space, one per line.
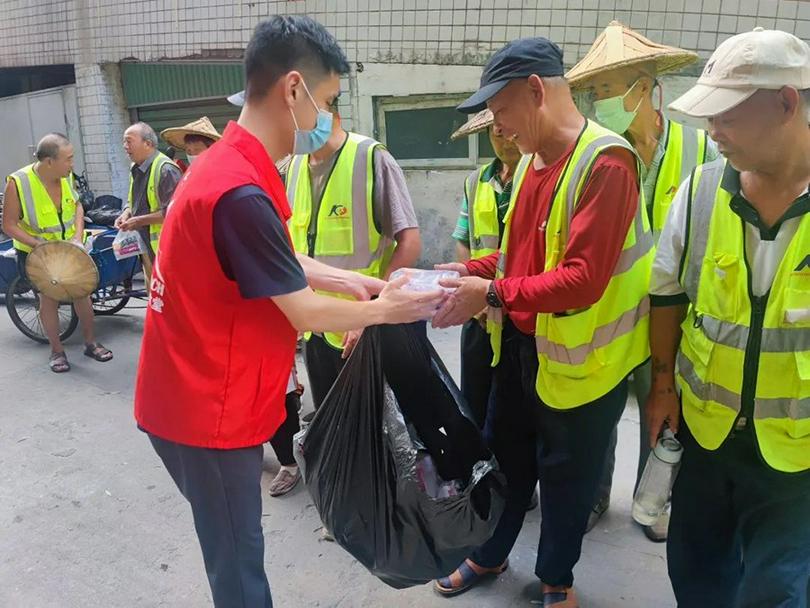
457, 37, 565, 114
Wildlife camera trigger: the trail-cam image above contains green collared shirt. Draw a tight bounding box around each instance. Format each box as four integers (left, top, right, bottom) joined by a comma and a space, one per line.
452, 159, 513, 245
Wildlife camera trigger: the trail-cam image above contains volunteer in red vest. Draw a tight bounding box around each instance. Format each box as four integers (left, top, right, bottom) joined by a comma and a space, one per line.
2, 133, 113, 372
133, 16, 444, 608
431, 38, 652, 608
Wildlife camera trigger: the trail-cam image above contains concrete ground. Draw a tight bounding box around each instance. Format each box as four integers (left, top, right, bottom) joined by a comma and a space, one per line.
0, 299, 676, 608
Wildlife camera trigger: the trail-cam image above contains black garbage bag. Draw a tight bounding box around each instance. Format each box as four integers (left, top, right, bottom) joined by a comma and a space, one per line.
85, 195, 123, 226
294, 323, 506, 589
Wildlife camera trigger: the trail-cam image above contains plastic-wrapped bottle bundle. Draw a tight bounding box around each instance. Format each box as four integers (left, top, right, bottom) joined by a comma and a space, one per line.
389, 268, 460, 293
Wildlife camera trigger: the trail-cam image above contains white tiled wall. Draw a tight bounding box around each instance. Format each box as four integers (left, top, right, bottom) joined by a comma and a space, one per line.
2, 0, 807, 261
74, 64, 131, 196
1, 0, 807, 70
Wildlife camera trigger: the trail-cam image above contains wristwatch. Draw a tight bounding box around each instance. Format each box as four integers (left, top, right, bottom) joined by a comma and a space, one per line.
486, 281, 502, 308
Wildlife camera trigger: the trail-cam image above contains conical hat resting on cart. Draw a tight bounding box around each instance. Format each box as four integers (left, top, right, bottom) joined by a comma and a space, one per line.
26, 240, 98, 301
566, 21, 698, 89
450, 109, 494, 141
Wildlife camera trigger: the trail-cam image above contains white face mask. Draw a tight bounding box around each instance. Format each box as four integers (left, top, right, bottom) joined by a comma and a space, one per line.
186, 154, 197, 164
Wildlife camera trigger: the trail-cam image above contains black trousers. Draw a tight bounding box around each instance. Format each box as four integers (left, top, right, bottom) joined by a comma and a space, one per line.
471, 321, 626, 588
595, 360, 653, 503
460, 318, 495, 429
268, 392, 301, 467
668, 420, 810, 608
148, 433, 272, 608
303, 334, 345, 409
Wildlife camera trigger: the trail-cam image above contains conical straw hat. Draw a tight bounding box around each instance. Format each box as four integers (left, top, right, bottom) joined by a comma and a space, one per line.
26, 240, 98, 301
160, 116, 222, 149
450, 109, 493, 141
566, 21, 698, 89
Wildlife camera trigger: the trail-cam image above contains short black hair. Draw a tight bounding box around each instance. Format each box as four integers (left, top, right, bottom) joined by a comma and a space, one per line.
184, 134, 216, 147
244, 15, 350, 103
35, 133, 70, 161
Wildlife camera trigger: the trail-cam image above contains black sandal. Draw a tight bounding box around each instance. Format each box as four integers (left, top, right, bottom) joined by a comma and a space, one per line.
434, 559, 509, 597
49, 351, 71, 373
84, 343, 113, 362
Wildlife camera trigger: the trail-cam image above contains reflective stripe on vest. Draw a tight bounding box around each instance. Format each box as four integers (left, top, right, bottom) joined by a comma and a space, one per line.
651, 121, 708, 240
487, 121, 653, 409
466, 163, 500, 258
677, 157, 810, 472
128, 152, 177, 253
287, 133, 393, 350
9, 165, 77, 253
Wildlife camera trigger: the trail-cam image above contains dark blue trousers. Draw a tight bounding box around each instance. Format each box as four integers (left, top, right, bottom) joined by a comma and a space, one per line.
668, 420, 810, 608
148, 434, 272, 608
471, 321, 626, 588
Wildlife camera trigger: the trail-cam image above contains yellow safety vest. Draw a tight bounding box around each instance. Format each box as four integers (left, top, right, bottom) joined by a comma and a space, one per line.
287, 132, 394, 349
8, 164, 78, 253
465, 163, 501, 259
678, 158, 810, 473
488, 120, 654, 409
127, 151, 177, 254
650, 120, 709, 239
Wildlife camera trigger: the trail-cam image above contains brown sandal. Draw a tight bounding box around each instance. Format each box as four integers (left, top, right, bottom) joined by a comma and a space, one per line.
49, 351, 71, 373
84, 343, 113, 362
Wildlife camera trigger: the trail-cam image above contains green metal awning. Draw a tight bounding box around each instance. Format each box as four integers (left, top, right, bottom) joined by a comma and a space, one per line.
120, 62, 243, 108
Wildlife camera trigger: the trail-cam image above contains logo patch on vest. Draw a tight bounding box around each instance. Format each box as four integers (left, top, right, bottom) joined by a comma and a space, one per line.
327, 204, 349, 218
795, 254, 810, 272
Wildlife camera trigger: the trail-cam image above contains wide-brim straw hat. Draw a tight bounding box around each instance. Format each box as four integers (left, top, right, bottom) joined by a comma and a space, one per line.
26, 241, 99, 301
566, 21, 698, 89
160, 116, 222, 149
450, 109, 494, 141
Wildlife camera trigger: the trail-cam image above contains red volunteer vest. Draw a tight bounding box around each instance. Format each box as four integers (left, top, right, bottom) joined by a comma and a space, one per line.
134, 122, 298, 449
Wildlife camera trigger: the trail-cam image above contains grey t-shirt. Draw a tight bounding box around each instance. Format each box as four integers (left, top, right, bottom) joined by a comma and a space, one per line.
305, 141, 418, 242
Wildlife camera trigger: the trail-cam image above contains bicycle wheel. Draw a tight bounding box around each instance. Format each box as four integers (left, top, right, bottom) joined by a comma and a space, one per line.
92, 282, 130, 315
5, 275, 78, 344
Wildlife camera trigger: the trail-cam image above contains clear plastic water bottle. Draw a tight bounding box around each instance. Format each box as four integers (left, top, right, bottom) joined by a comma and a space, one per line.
632, 429, 683, 526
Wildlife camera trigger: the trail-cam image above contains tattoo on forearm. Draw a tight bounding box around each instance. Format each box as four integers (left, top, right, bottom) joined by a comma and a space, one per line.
652, 357, 670, 375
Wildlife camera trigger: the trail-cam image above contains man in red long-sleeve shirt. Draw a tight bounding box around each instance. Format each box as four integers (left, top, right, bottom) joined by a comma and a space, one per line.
432, 38, 652, 607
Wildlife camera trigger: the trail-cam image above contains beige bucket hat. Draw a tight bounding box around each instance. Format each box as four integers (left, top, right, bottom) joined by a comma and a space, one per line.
160, 116, 222, 149
450, 109, 494, 141
566, 21, 698, 89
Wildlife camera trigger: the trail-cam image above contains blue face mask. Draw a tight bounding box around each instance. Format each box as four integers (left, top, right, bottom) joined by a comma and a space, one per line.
290, 80, 333, 155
